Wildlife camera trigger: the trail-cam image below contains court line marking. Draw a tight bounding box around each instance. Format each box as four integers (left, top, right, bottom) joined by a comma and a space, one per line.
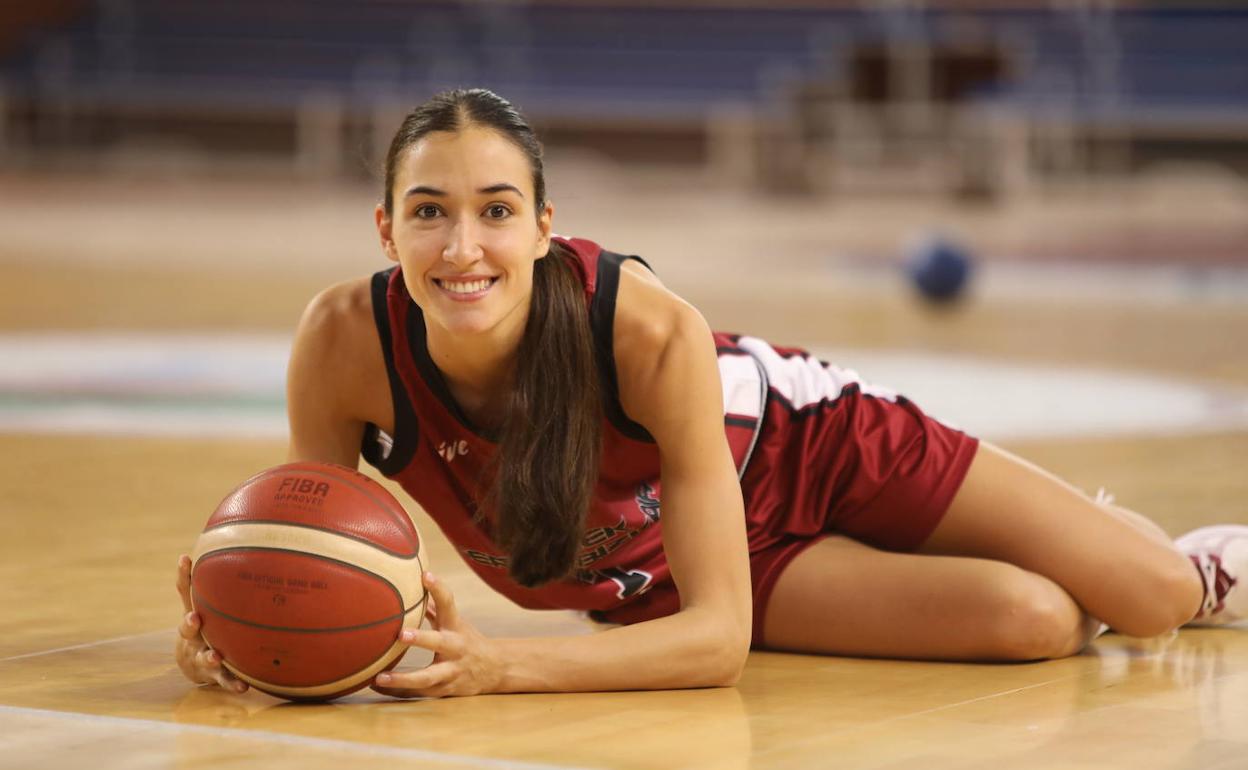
0, 629, 168, 663
0, 704, 597, 770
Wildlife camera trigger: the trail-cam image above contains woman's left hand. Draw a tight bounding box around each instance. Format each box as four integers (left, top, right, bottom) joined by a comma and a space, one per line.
371, 572, 505, 698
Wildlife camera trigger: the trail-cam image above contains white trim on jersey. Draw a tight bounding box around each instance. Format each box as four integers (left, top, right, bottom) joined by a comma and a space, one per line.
718, 353, 766, 418
737, 336, 899, 410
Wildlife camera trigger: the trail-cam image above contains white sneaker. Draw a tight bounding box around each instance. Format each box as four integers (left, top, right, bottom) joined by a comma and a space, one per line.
1175, 525, 1248, 627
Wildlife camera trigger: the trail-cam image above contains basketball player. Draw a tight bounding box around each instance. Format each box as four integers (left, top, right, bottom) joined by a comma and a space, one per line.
175, 89, 1245, 698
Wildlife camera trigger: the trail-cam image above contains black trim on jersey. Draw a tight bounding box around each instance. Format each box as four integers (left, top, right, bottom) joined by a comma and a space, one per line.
724, 415, 759, 429
383, 249, 659, 446
405, 300, 502, 442
361, 267, 422, 476
590, 250, 656, 443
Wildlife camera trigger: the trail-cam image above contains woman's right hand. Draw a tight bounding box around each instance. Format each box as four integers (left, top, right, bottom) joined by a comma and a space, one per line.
175, 553, 249, 694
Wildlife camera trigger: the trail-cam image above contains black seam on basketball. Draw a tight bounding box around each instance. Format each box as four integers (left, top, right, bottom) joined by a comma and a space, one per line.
193, 589, 425, 634
193, 587, 429, 693
201, 519, 422, 559
192, 548, 423, 632
246, 466, 419, 552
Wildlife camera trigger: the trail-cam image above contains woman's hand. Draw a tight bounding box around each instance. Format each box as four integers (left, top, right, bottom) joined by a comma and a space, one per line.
371, 572, 504, 698
174, 554, 249, 694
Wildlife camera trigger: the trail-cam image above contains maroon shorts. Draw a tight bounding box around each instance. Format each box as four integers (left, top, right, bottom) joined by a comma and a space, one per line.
740, 390, 980, 646
595, 390, 979, 647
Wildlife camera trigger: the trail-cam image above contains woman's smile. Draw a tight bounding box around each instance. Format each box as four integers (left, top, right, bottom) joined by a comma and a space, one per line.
434, 275, 500, 302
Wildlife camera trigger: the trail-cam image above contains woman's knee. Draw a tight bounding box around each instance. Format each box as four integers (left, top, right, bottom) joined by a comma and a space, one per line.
1108, 552, 1201, 637
985, 572, 1086, 661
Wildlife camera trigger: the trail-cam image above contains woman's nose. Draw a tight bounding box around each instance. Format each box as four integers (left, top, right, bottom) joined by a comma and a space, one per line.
442, 219, 484, 265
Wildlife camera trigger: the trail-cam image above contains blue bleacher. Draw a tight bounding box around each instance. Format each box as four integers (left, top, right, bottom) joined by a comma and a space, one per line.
2, 2, 1245, 122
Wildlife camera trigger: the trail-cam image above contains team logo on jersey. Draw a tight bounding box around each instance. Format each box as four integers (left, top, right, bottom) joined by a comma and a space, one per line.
635, 482, 661, 523
437, 439, 469, 463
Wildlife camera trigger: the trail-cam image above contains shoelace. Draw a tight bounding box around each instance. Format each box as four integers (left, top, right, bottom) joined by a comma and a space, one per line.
1192, 551, 1236, 617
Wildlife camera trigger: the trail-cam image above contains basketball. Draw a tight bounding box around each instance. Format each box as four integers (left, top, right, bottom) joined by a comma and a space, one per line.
189, 461, 427, 702
907, 234, 974, 304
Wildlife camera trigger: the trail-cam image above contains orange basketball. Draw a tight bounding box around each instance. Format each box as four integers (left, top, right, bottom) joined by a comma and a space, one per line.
190, 461, 427, 701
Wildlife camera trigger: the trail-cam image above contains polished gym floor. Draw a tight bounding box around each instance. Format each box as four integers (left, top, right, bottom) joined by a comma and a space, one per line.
1, 167, 1245, 769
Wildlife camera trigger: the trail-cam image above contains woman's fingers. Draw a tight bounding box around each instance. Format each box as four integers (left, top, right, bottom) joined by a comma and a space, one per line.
196, 646, 218, 669
400, 628, 462, 657
423, 573, 458, 628
173, 572, 249, 696
372, 661, 457, 698
178, 611, 201, 641
183, 637, 248, 693
215, 669, 249, 694
424, 594, 438, 625
176, 554, 193, 612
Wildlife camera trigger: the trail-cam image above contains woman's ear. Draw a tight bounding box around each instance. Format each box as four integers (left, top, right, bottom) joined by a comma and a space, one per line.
375, 203, 398, 263
535, 199, 554, 259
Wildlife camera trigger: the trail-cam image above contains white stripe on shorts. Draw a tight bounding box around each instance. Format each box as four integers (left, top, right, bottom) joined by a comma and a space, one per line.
738, 336, 899, 410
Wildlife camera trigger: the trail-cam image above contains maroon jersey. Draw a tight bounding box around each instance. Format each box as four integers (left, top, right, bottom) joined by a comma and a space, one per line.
361, 236, 978, 638
360, 237, 766, 616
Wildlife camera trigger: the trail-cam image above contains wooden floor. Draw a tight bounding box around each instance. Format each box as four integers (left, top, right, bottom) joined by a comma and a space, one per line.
2, 169, 1247, 769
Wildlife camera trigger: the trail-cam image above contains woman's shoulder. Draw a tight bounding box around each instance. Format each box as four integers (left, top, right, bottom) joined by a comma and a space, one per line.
290, 274, 392, 430
297, 275, 378, 348
611, 257, 717, 431
612, 258, 707, 354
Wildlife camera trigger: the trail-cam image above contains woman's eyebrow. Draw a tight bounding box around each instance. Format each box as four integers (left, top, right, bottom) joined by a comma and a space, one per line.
403, 183, 524, 198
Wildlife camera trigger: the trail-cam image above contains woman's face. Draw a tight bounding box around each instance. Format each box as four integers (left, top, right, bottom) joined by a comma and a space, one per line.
377, 125, 553, 341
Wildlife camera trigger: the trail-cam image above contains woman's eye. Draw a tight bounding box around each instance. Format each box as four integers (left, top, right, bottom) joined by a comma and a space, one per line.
414, 204, 440, 219
485, 204, 511, 219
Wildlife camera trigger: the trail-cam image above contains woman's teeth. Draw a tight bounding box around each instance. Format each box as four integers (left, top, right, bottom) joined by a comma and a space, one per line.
438, 278, 495, 294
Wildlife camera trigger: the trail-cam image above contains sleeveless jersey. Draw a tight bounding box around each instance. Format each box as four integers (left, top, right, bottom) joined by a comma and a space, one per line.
360, 236, 979, 628
360, 237, 767, 615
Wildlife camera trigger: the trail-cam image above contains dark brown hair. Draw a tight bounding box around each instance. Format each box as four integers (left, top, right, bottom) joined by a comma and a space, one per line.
382, 88, 601, 587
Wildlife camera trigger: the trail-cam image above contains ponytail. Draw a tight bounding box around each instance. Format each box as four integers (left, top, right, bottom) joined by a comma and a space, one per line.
487, 241, 601, 587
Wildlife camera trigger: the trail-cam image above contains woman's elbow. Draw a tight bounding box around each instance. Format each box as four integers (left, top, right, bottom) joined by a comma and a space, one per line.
703, 621, 750, 687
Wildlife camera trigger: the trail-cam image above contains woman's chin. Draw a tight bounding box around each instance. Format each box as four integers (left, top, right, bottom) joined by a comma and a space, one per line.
432, 311, 498, 338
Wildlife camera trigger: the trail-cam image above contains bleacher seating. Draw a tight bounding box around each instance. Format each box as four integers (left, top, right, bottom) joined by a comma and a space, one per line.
2, 2, 1245, 169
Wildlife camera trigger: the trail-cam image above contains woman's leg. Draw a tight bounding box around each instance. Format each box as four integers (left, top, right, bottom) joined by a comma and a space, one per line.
761, 440, 1201, 659
919, 442, 1202, 638
762, 535, 1103, 660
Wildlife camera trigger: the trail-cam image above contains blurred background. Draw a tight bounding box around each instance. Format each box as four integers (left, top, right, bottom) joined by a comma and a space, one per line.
1, 0, 1247, 441
4, 6, 1247, 761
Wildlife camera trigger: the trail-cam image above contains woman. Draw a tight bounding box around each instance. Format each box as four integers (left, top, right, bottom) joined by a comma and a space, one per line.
174, 89, 1244, 698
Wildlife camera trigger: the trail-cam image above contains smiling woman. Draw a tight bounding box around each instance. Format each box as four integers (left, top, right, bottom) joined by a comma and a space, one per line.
172, 88, 1248, 700
374, 102, 602, 592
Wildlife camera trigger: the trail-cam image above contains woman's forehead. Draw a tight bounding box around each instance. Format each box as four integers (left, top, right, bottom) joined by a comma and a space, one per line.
398, 127, 530, 186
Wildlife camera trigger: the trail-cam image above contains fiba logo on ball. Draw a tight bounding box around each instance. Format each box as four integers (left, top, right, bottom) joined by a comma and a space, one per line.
273, 476, 332, 507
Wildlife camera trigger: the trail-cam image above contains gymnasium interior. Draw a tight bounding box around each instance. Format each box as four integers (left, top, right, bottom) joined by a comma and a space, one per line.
2, 2, 1246, 767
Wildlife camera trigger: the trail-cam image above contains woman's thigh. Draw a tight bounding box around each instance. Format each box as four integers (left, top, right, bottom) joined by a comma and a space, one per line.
919, 441, 1201, 637
760, 535, 1097, 660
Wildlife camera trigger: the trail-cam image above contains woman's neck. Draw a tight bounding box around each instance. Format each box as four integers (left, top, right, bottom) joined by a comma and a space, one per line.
425, 318, 524, 430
